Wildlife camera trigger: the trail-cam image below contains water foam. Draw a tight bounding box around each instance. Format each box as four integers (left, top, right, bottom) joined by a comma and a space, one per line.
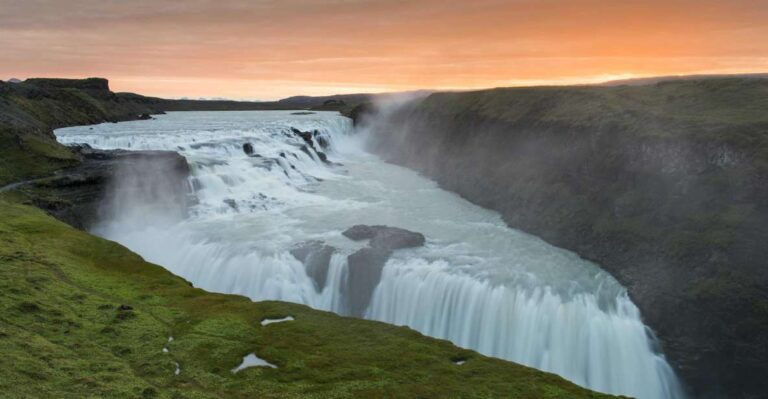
56, 110, 684, 399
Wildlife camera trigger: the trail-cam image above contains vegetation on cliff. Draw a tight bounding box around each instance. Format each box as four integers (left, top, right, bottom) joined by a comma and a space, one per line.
364, 77, 768, 398
0, 78, 160, 186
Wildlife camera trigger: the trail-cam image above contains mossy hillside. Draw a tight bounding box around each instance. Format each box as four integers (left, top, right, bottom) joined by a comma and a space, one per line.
0, 79, 162, 186
0, 201, 618, 399
0, 125, 81, 187
420, 78, 768, 143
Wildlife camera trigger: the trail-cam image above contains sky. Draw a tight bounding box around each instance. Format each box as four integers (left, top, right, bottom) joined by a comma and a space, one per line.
1, 0, 767, 100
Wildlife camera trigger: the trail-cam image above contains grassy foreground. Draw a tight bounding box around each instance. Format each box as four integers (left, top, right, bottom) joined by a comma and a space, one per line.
0, 201, 617, 399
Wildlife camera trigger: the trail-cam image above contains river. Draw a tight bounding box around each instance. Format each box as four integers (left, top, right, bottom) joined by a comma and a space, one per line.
56, 110, 684, 399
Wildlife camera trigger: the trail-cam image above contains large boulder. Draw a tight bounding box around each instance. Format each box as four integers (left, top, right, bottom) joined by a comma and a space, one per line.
290, 241, 336, 291
313, 131, 329, 149
345, 247, 392, 317
291, 127, 314, 147
342, 225, 426, 317
343, 225, 425, 250
242, 142, 255, 156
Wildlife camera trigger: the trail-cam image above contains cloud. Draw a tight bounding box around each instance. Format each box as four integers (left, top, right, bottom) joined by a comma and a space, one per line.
1, 0, 766, 99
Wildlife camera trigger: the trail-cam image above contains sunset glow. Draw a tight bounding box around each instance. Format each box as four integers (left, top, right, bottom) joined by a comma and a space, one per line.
2, 0, 767, 99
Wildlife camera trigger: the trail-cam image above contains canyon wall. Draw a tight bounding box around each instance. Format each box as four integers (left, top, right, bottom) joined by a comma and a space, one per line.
362, 78, 768, 398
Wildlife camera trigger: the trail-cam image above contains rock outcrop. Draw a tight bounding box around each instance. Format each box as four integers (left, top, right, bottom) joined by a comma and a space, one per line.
343, 225, 426, 250
291, 127, 331, 163
25, 144, 190, 229
290, 240, 336, 291
0, 78, 194, 229
342, 225, 426, 316
0, 78, 166, 187
243, 142, 255, 156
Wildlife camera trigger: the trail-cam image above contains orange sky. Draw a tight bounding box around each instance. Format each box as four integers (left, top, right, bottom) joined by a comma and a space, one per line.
1, 0, 767, 100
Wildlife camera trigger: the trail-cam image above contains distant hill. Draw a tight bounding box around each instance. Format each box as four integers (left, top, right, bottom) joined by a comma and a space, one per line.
278, 93, 375, 108
601, 72, 768, 86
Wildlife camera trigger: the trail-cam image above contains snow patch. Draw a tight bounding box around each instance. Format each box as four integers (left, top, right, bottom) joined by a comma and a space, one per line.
231, 353, 277, 373
261, 316, 295, 326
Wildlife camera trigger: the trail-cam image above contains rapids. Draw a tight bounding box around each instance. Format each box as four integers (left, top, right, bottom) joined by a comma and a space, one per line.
56, 111, 684, 399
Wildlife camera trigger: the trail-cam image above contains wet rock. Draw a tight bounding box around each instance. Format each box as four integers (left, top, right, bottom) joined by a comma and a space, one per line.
290, 241, 335, 290
342, 225, 378, 241
223, 199, 238, 211
299, 145, 313, 158
243, 142, 254, 156
137, 113, 152, 120
313, 131, 330, 149
346, 247, 392, 317
343, 225, 425, 250
342, 225, 426, 317
291, 127, 314, 147
298, 144, 331, 164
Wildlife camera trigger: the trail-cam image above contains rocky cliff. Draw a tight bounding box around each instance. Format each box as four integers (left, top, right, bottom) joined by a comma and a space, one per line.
362, 77, 768, 399
0, 78, 192, 229
0, 78, 164, 187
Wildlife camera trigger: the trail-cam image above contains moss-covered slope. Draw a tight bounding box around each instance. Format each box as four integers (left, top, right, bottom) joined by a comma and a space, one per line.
0, 78, 162, 186
0, 201, 617, 399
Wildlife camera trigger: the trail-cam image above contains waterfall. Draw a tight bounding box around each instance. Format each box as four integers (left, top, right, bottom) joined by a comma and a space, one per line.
55, 110, 685, 399
367, 258, 682, 397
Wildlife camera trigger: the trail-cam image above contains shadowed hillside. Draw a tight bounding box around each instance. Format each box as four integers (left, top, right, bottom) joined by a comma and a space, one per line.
363, 77, 768, 399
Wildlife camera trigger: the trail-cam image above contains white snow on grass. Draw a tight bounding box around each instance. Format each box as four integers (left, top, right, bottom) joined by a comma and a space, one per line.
231, 353, 277, 373
260, 316, 295, 326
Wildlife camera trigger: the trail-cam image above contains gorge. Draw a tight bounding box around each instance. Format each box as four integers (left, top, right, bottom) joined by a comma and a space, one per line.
55, 110, 684, 399
2, 76, 766, 399
359, 78, 768, 398
1, 78, 619, 398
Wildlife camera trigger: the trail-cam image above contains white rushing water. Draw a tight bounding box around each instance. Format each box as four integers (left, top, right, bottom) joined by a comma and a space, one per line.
56, 111, 684, 399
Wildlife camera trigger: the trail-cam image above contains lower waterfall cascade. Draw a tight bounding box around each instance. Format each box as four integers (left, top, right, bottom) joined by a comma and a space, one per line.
56, 111, 685, 399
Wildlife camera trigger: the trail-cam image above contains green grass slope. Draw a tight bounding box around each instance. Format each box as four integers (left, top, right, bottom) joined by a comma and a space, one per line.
0, 201, 617, 399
